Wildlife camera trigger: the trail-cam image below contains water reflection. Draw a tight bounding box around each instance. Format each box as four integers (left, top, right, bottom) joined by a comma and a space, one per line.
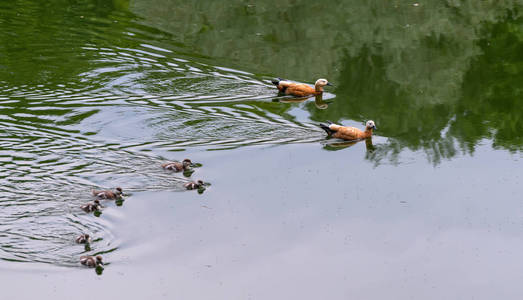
274, 94, 330, 110
133, 0, 523, 162
323, 137, 375, 152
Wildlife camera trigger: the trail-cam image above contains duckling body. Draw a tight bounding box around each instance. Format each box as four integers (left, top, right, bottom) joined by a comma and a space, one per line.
320, 120, 376, 140
271, 78, 332, 97
75, 234, 91, 244
81, 199, 101, 213
80, 255, 103, 267
161, 159, 192, 172
91, 187, 122, 200
184, 180, 204, 190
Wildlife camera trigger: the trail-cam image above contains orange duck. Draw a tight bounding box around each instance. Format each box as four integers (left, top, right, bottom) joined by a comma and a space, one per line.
320, 120, 376, 140
271, 78, 332, 97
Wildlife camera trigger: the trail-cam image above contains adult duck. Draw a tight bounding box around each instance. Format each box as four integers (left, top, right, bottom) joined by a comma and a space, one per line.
320, 120, 376, 140
271, 78, 332, 97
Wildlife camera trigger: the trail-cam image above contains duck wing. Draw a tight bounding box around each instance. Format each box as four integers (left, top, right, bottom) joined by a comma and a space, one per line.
285, 83, 315, 97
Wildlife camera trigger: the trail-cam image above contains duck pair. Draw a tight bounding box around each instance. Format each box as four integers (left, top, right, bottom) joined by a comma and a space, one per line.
161, 158, 205, 191
272, 78, 378, 141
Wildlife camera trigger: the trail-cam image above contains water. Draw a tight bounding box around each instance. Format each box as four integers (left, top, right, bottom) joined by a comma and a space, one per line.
0, 0, 522, 299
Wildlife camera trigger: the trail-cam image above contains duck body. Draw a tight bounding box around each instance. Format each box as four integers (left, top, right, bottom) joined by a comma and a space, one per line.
80, 255, 103, 268
320, 120, 376, 141
184, 180, 204, 190
272, 78, 332, 97
81, 199, 101, 213
75, 234, 91, 244
161, 159, 192, 172
91, 187, 122, 200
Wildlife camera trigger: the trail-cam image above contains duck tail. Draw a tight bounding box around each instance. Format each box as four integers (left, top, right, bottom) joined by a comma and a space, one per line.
319, 123, 335, 135
271, 77, 284, 86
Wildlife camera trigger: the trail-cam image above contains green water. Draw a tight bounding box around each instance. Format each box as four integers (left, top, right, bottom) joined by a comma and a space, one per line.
0, 0, 522, 299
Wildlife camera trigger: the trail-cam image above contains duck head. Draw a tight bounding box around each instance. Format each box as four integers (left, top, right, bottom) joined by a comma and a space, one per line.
365, 120, 377, 130
314, 79, 333, 93
315, 78, 333, 87
116, 187, 123, 195
182, 159, 192, 168
96, 255, 103, 265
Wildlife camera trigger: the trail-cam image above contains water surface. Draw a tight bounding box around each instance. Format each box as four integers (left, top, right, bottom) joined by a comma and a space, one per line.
0, 0, 522, 299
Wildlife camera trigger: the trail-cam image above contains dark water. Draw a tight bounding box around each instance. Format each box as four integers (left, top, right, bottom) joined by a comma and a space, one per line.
1, 0, 522, 299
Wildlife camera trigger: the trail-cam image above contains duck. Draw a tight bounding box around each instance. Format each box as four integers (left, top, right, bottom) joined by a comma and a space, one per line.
161, 159, 192, 172
75, 234, 91, 244
184, 180, 204, 190
81, 199, 101, 213
91, 187, 123, 200
320, 120, 376, 140
271, 78, 332, 97
80, 255, 103, 268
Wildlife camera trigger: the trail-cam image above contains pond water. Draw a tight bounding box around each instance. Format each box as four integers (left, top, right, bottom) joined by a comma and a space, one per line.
0, 0, 522, 299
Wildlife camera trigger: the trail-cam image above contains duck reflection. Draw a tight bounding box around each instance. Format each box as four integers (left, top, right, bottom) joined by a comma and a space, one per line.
273, 94, 329, 109
322, 137, 375, 152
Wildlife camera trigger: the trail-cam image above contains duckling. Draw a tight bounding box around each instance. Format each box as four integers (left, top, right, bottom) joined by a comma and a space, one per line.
320, 120, 376, 140
75, 234, 91, 244
81, 199, 101, 213
161, 159, 192, 172
184, 180, 204, 190
80, 255, 103, 268
271, 78, 332, 97
91, 187, 123, 200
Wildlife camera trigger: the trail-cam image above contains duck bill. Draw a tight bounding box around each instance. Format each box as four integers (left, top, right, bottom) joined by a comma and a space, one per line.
326, 82, 333, 86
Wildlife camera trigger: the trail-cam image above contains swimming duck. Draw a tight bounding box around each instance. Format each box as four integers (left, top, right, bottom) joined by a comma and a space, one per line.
80, 255, 103, 267
184, 180, 204, 190
81, 199, 101, 213
271, 78, 332, 97
75, 234, 91, 244
91, 187, 123, 200
320, 120, 376, 140
161, 159, 192, 172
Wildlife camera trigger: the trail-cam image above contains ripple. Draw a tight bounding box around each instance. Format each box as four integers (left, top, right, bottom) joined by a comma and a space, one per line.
0, 2, 330, 268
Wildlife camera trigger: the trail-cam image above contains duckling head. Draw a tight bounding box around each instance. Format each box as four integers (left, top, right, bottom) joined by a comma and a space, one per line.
182, 159, 192, 168
315, 78, 332, 87
366, 120, 376, 130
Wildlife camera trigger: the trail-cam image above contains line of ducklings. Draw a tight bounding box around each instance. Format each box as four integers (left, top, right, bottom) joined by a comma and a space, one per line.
76, 158, 207, 271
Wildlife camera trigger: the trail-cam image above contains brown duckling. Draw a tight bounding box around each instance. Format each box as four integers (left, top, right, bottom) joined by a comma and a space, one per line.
272, 78, 333, 97
92, 187, 123, 200
81, 199, 101, 213
161, 159, 192, 172
80, 255, 103, 268
184, 180, 204, 190
320, 120, 376, 140
75, 234, 91, 244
